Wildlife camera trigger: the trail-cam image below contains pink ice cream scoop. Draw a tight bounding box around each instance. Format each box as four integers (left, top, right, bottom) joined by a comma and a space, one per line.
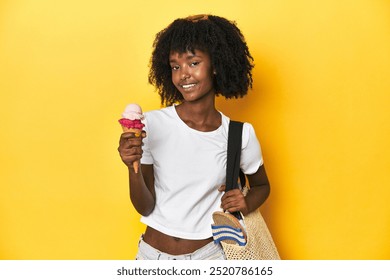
118, 103, 145, 133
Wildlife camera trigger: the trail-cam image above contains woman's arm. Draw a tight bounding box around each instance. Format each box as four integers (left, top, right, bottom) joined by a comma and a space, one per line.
118, 132, 155, 216
129, 164, 155, 216
244, 164, 270, 214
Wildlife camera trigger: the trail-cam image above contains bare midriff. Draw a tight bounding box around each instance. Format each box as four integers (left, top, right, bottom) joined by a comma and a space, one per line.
143, 226, 213, 255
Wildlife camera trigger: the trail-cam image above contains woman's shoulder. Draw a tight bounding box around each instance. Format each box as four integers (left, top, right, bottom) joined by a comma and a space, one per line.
224, 115, 255, 134
242, 121, 255, 132
226, 117, 258, 146
144, 106, 175, 119
142, 106, 178, 134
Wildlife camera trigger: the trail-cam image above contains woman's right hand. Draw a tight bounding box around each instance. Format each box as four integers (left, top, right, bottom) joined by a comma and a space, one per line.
118, 131, 155, 216
118, 131, 146, 170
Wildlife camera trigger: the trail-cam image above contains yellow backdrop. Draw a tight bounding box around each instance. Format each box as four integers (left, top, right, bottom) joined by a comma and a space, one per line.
1, 0, 389, 260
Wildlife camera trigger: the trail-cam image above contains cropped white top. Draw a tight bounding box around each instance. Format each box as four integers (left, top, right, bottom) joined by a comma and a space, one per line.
140, 105, 263, 239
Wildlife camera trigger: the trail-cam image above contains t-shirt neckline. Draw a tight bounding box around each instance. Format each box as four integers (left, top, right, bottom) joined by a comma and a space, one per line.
171, 105, 224, 135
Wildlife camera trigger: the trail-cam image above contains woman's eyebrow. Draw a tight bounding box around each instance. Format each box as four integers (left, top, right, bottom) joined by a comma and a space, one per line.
169, 53, 201, 63
186, 52, 202, 59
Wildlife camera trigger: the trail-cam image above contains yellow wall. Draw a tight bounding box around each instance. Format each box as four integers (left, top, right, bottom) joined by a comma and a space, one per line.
1, 0, 389, 259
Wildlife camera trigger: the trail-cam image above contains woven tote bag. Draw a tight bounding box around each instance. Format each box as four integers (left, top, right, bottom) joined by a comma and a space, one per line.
212, 121, 280, 260
213, 187, 280, 260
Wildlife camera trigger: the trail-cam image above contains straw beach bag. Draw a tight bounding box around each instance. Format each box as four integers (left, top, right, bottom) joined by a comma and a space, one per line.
211, 121, 280, 260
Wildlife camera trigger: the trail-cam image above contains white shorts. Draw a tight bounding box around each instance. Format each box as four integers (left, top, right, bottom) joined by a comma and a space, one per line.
136, 236, 226, 260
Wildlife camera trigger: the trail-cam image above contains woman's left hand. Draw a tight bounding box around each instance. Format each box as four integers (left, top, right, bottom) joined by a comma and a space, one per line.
218, 185, 249, 216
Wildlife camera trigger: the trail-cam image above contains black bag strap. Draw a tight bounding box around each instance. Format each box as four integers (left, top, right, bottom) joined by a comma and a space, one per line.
226, 121, 243, 191
226, 120, 246, 219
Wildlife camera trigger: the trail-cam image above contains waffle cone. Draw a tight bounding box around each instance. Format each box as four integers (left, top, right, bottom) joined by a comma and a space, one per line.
121, 127, 142, 137
121, 126, 142, 173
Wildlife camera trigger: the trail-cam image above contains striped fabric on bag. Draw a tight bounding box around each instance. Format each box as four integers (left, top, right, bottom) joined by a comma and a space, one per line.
211, 224, 247, 246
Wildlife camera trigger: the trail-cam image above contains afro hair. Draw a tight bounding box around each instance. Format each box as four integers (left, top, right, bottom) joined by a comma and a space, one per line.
148, 14, 254, 106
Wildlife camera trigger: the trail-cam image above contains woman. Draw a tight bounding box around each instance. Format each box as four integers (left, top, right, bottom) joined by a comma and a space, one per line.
118, 14, 270, 260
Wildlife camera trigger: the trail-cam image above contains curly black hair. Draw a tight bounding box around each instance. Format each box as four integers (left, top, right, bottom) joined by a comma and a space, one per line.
148, 14, 254, 106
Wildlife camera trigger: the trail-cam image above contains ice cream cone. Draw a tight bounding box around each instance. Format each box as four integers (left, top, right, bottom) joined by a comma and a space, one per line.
118, 103, 145, 174
121, 126, 142, 173
121, 127, 142, 137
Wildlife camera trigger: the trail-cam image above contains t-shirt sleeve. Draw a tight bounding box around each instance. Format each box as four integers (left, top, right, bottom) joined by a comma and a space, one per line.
140, 115, 154, 165
240, 122, 263, 175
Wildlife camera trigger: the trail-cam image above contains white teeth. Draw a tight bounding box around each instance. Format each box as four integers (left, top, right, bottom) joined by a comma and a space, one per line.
182, 84, 196, 89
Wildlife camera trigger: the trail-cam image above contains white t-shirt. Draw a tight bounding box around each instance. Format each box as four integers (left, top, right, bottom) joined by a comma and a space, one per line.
140, 105, 263, 239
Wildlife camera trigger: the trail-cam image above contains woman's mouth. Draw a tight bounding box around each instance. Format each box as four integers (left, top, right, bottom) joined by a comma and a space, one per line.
181, 83, 197, 90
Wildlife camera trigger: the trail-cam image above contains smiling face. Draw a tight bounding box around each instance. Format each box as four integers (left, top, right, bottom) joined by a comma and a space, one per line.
169, 49, 215, 103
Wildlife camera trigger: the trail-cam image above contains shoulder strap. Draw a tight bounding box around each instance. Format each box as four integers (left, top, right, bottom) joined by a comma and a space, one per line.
226, 121, 244, 192
226, 120, 246, 220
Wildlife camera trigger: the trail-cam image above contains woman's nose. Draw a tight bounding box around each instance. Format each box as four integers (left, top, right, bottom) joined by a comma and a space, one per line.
180, 68, 190, 80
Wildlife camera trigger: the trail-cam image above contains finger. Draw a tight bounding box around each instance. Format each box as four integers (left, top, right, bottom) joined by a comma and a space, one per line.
226, 206, 240, 213
218, 185, 226, 192
220, 191, 240, 203
119, 147, 143, 159
221, 197, 240, 208
121, 155, 142, 166
126, 138, 143, 148
221, 193, 245, 209
118, 144, 143, 161
119, 133, 135, 148
122, 130, 147, 139
121, 131, 137, 139
119, 135, 143, 149
121, 146, 143, 156
223, 200, 245, 213
221, 202, 240, 213
224, 189, 244, 198
221, 192, 240, 204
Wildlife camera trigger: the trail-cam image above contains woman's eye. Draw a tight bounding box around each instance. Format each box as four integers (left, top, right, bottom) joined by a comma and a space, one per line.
190, 61, 200, 67
171, 65, 179, 71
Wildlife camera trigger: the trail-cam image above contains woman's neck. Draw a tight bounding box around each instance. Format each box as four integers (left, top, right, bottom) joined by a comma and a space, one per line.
175, 99, 221, 132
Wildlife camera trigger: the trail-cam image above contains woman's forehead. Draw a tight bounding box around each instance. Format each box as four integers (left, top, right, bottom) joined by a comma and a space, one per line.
169, 49, 209, 59
169, 48, 208, 56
